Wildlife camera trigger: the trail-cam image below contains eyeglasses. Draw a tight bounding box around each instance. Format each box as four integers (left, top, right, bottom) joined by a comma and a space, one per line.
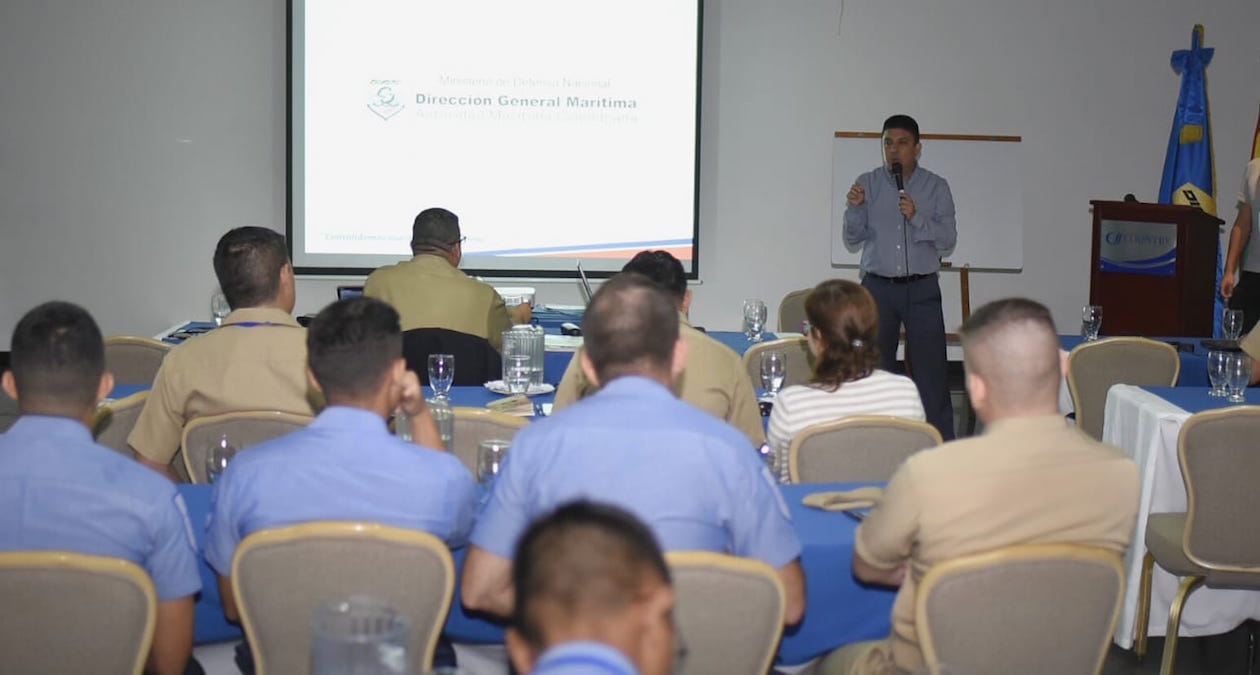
448, 236, 467, 247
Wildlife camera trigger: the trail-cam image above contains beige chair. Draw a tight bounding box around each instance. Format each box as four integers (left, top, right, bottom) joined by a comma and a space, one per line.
1134, 406, 1260, 675
451, 407, 528, 474
93, 391, 149, 458
665, 551, 785, 675
181, 411, 313, 483
232, 521, 455, 675
788, 415, 942, 483
104, 336, 171, 386
742, 336, 813, 390
0, 551, 157, 675
916, 543, 1124, 675
0, 389, 18, 433
777, 288, 812, 333
1066, 337, 1180, 440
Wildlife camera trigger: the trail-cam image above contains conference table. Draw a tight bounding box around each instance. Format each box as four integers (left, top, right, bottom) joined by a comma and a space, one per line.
179, 481, 893, 666
1102, 385, 1260, 649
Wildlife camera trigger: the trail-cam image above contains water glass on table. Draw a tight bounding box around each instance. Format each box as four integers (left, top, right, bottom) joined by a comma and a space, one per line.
743, 299, 768, 343
427, 353, 455, 399
760, 350, 786, 397
1227, 352, 1252, 404
505, 355, 532, 394
1223, 308, 1245, 341
210, 290, 231, 327
1080, 304, 1102, 341
205, 434, 237, 483
1207, 349, 1229, 397
477, 439, 511, 487
310, 596, 410, 675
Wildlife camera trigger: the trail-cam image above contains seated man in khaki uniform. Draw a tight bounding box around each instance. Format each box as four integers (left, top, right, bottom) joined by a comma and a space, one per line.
1240, 325, 1260, 384
819, 298, 1140, 675
129, 227, 319, 480
552, 250, 765, 446
364, 207, 530, 351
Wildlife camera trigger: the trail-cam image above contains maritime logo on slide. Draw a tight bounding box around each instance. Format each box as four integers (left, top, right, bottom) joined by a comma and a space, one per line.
367, 79, 404, 120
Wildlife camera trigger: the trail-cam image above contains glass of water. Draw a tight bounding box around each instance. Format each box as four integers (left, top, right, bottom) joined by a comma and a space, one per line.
505, 355, 531, 394
205, 434, 237, 483
1227, 352, 1252, 404
427, 353, 455, 399
310, 596, 410, 675
743, 299, 768, 343
1223, 308, 1245, 341
477, 439, 511, 487
1081, 305, 1102, 341
1207, 349, 1229, 397
760, 350, 786, 397
210, 290, 231, 326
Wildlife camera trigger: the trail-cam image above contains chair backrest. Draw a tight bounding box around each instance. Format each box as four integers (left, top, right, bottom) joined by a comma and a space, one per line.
181, 411, 313, 483
104, 336, 171, 386
0, 389, 18, 433
1066, 337, 1180, 440
742, 337, 813, 390
777, 288, 812, 333
93, 391, 150, 458
1179, 406, 1260, 579
451, 407, 528, 474
233, 522, 455, 675
0, 551, 156, 675
665, 551, 785, 675
916, 543, 1124, 675
402, 328, 503, 386
789, 415, 942, 483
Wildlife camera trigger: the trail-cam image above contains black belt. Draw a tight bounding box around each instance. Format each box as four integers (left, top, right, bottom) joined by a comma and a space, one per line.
866, 272, 936, 284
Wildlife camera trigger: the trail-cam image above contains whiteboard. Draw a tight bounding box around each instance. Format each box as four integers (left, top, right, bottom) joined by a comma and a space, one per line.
830, 133, 1023, 271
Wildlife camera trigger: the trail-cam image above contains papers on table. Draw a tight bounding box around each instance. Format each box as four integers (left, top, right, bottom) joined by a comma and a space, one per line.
544, 335, 584, 352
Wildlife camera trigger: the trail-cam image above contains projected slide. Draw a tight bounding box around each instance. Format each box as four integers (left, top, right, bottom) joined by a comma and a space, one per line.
290, 0, 702, 275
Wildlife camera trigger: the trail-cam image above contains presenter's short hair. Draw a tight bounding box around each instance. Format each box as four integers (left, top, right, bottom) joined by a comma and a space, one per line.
306, 296, 403, 400
581, 273, 680, 383
213, 226, 289, 310
9, 301, 105, 410
411, 207, 462, 253
882, 114, 920, 143
623, 251, 687, 302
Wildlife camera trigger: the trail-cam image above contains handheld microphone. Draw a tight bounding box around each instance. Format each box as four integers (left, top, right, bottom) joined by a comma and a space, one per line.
891, 162, 905, 192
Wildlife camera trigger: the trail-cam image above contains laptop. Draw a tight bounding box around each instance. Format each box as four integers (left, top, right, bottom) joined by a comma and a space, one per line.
335, 285, 364, 300
577, 262, 594, 305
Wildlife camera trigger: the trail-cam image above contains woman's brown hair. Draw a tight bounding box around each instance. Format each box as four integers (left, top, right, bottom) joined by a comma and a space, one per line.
805, 279, 880, 390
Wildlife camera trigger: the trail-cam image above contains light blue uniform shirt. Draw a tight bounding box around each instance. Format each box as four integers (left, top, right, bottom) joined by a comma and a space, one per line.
471, 377, 801, 568
843, 164, 957, 276
0, 415, 202, 600
205, 406, 478, 575
533, 641, 638, 675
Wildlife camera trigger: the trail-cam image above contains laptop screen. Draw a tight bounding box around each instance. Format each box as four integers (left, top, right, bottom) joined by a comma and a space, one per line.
336, 285, 364, 300
577, 263, 594, 305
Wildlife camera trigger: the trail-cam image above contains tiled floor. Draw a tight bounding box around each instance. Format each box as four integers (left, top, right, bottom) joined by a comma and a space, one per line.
1102, 624, 1257, 675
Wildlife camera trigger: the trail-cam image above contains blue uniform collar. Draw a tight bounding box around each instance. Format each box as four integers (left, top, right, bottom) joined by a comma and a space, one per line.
534, 641, 639, 675
597, 375, 676, 400
5, 414, 94, 442
308, 406, 392, 433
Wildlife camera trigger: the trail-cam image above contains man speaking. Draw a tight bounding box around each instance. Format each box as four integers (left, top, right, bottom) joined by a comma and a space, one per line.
843, 114, 957, 439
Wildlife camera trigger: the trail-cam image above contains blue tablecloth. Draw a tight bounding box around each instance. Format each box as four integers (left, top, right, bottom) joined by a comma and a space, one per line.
1059, 335, 1210, 387
107, 383, 150, 399
710, 331, 778, 356
1140, 386, 1253, 413
447, 386, 556, 413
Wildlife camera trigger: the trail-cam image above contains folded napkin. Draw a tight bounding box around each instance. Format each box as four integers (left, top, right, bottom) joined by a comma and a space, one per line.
802, 486, 884, 512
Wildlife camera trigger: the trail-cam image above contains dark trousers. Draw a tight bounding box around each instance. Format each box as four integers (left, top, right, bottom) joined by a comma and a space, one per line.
1229, 271, 1260, 336
863, 273, 955, 440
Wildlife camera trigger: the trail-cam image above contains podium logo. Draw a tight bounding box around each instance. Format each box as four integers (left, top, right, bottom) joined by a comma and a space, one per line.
1098, 220, 1177, 277
368, 80, 404, 121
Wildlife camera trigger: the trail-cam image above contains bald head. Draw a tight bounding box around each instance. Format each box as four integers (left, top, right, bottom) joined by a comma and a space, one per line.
582, 273, 680, 384
959, 298, 1061, 417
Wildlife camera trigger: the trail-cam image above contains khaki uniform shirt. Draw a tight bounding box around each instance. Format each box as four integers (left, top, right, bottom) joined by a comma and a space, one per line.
127, 308, 318, 465
855, 415, 1139, 672
552, 316, 766, 446
364, 254, 513, 350
1241, 325, 1260, 362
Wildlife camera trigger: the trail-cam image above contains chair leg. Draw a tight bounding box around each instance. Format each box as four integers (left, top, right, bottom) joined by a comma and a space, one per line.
1135, 552, 1155, 661
1248, 620, 1257, 675
1158, 575, 1205, 675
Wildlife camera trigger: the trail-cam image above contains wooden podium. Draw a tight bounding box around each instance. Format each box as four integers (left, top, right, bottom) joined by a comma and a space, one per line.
1088, 200, 1223, 337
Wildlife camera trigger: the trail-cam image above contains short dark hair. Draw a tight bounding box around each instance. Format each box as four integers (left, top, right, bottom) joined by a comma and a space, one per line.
622, 250, 687, 302
512, 500, 670, 648
306, 297, 402, 401
581, 273, 679, 383
806, 279, 880, 390
958, 298, 1061, 407
213, 227, 289, 310
882, 114, 920, 143
411, 207, 462, 254
958, 297, 1056, 347
9, 301, 105, 410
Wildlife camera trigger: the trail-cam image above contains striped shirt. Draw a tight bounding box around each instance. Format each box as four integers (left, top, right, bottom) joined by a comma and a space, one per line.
766, 370, 926, 451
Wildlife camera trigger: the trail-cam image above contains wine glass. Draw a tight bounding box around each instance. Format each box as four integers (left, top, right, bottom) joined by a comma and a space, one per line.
743, 299, 768, 343
210, 290, 231, 326
477, 439, 511, 487
1081, 305, 1102, 341
760, 351, 786, 397
427, 354, 455, 399
1223, 309, 1244, 341
1227, 352, 1252, 404
205, 434, 237, 483
505, 355, 532, 394
1207, 349, 1229, 397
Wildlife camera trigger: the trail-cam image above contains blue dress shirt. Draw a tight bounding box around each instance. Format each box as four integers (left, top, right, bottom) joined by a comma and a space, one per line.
843, 164, 957, 276
533, 641, 639, 675
0, 415, 202, 600
471, 376, 802, 567
205, 406, 478, 575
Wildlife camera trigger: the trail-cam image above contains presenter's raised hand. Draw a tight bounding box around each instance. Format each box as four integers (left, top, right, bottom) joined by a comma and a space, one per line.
1221, 275, 1236, 300
898, 192, 916, 220
847, 182, 865, 206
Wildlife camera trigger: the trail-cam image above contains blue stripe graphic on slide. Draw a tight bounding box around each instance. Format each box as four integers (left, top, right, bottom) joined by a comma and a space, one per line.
470, 238, 693, 256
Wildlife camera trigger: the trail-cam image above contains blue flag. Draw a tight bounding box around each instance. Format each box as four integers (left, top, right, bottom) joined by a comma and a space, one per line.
1157, 25, 1219, 335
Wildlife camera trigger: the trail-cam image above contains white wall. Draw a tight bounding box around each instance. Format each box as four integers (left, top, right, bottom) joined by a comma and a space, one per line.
2, 0, 1258, 348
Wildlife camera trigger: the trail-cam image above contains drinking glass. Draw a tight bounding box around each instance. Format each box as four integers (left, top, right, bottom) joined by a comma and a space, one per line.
210, 290, 231, 326
477, 439, 511, 487
1223, 308, 1245, 341
310, 596, 410, 675
1227, 352, 1252, 404
505, 355, 532, 394
760, 351, 786, 397
1207, 350, 1229, 397
1081, 305, 1102, 341
205, 434, 237, 483
427, 354, 455, 399
743, 299, 768, 343
428, 397, 454, 450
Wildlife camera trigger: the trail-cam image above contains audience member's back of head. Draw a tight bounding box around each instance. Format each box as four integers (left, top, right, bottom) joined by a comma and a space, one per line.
306, 296, 403, 403
582, 273, 680, 384
213, 226, 290, 310
6, 301, 107, 417
410, 207, 462, 256
958, 298, 1061, 416
805, 279, 880, 390
622, 251, 687, 304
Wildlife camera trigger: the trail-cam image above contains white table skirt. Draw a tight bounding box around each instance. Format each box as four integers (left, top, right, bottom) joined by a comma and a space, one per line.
1104, 384, 1260, 649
